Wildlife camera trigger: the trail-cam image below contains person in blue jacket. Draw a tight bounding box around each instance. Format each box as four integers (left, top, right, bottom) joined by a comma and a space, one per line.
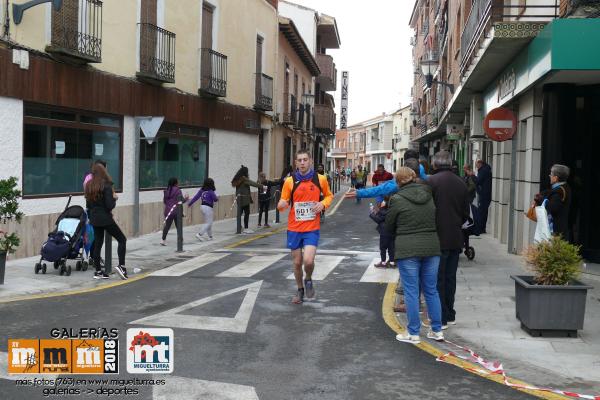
345, 153, 425, 202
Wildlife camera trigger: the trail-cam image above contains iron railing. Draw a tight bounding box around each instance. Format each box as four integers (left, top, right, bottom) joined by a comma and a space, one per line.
254, 73, 273, 111
282, 92, 297, 126
138, 23, 176, 83
460, 0, 559, 76
200, 48, 227, 97
49, 0, 102, 62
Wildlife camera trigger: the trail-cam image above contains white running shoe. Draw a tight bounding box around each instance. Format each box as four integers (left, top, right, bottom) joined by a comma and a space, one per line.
427, 330, 444, 342
195, 233, 204, 241
206, 236, 213, 241
448, 320, 457, 325
396, 332, 421, 344
160, 239, 166, 246
243, 229, 254, 234
442, 324, 449, 330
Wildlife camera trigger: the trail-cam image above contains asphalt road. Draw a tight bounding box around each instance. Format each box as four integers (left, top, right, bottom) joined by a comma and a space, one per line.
0, 198, 535, 399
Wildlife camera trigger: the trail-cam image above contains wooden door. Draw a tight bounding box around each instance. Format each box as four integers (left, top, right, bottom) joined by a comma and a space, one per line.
140, 0, 157, 73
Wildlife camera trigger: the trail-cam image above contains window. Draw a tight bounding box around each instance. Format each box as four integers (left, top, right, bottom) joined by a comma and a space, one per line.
23, 104, 122, 197
139, 123, 208, 189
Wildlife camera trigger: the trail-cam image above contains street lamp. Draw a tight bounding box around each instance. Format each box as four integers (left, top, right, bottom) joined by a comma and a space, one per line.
420, 57, 454, 93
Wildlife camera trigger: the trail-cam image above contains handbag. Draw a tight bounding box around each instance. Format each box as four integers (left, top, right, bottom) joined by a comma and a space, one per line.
533, 199, 552, 243
525, 203, 537, 222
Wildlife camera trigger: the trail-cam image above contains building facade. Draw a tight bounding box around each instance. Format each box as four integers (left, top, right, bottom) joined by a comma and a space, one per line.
0, 0, 342, 259
409, 0, 600, 259
391, 105, 412, 172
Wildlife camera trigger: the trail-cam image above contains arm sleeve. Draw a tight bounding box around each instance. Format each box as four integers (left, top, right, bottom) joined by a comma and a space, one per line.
369, 210, 385, 224
280, 177, 293, 202
104, 186, 116, 211
372, 175, 378, 186
545, 192, 563, 216
384, 202, 398, 236
246, 178, 262, 189
419, 164, 429, 181
188, 189, 203, 207
356, 180, 397, 199
319, 175, 333, 209
212, 191, 219, 202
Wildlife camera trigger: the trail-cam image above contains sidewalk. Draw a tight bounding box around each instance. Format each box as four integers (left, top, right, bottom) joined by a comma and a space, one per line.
394, 234, 600, 396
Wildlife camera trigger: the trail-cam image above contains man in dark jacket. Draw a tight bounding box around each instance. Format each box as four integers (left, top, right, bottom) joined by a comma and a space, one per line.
427, 151, 470, 328
475, 159, 492, 233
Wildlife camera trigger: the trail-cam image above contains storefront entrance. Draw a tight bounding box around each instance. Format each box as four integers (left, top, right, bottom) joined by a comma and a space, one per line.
541, 84, 600, 262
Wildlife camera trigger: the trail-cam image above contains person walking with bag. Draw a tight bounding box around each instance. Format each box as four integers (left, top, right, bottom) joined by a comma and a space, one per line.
385, 167, 444, 344
84, 163, 129, 280
188, 178, 218, 241
160, 178, 189, 246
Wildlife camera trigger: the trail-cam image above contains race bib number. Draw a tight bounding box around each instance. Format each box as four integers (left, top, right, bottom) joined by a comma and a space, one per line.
294, 202, 316, 221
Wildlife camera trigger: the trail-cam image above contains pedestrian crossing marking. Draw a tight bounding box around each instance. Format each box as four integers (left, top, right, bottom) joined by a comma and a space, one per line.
129, 281, 263, 333
153, 376, 259, 400
359, 258, 399, 283
217, 254, 286, 278
285, 255, 344, 281
151, 252, 229, 277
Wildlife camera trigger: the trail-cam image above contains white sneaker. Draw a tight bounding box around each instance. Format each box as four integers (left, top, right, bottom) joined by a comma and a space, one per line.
206, 236, 213, 241
160, 239, 166, 246
195, 233, 205, 241
448, 320, 457, 325
396, 332, 420, 344
427, 330, 444, 342
442, 324, 449, 330
243, 229, 254, 234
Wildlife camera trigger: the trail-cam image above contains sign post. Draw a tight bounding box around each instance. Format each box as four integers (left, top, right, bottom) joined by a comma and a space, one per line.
340, 71, 349, 129
483, 107, 517, 142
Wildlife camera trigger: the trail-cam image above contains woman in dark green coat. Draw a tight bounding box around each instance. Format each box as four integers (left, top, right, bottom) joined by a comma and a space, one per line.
385, 167, 443, 345
231, 165, 262, 234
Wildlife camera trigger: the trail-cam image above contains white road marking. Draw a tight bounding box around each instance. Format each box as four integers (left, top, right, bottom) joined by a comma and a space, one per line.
286, 255, 344, 281
217, 248, 378, 256
153, 376, 259, 400
151, 253, 229, 277
359, 258, 399, 283
0, 351, 58, 381
129, 281, 263, 333
217, 254, 285, 278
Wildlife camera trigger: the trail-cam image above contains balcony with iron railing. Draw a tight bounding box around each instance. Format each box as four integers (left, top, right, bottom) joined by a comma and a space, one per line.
460, 0, 559, 76
316, 53, 337, 92
302, 94, 315, 135
136, 23, 176, 84
46, 0, 102, 64
282, 93, 297, 126
254, 73, 273, 112
200, 48, 228, 98
295, 103, 305, 131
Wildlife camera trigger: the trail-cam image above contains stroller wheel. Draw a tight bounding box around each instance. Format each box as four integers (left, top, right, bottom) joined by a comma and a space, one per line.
53, 261, 60, 270
34, 263, 41, 274
465, 246, 475, 260
82, 261, 89, 271
59, 262, 65, 276
76, 261, 82, 271
42, 264, 47, 274
65, 265, 72, 276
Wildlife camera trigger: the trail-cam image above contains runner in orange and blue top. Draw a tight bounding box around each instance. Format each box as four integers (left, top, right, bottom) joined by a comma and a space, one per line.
278, 150, 333, 304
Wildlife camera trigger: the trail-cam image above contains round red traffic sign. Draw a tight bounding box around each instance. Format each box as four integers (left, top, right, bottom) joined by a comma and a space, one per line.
483, 107, 517, 142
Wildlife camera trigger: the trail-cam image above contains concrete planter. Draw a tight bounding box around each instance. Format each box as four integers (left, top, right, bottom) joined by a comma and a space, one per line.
0, 251, 5, 285
511, 275, 593, 337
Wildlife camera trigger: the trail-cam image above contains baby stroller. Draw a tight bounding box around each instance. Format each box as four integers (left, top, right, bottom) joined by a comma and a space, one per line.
34, 197, 91, 276
462, 203, 481, 260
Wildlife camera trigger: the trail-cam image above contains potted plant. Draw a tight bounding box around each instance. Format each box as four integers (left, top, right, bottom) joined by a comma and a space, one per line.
0, 177, 24, 285
511, 236, 593, 337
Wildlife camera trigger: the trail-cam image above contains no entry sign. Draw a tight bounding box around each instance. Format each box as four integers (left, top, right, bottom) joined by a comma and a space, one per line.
483, 107, 517, 142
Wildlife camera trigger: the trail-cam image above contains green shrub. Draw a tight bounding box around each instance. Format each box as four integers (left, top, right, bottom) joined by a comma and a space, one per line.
524, 236, 582, 285
0, 177, 24, 254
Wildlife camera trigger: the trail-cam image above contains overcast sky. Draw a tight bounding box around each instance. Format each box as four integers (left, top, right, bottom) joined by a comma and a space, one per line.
291, 0, 416, 125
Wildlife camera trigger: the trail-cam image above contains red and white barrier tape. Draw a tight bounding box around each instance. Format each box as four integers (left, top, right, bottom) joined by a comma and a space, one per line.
436, 339, 600, 399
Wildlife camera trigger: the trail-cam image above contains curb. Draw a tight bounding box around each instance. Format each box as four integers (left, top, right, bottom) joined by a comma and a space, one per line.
381, 282, 571, 400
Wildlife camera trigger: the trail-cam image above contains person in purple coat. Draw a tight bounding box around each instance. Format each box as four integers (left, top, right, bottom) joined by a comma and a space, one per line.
160, 177, 189, 246
188, 178, 219, 241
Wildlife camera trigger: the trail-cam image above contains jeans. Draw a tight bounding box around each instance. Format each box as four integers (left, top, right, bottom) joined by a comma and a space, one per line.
162, 212, 180, 240
438, 249, 460, 324
198, 205, 214, 237
92, 223, 127, 268
379, 235, 394, 262
397, 256, 442, 335
258, 201, 270, 225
